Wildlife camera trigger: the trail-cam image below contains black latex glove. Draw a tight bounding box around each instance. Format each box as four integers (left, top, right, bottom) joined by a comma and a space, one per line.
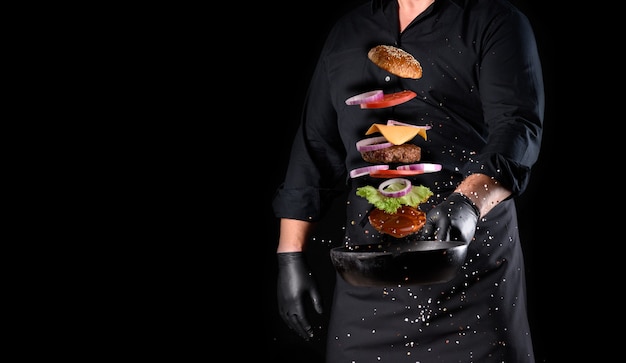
276, 252, 323, 341
419, 192, 480, 243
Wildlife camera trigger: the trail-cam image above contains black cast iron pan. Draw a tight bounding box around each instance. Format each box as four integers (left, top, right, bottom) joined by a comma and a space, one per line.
330, 240, 468, 287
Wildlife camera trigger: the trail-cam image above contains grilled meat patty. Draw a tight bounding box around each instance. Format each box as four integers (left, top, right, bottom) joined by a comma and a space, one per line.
360, 144, 421, 164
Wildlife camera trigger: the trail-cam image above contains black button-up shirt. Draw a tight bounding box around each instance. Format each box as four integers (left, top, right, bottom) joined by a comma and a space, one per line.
273, 0, 544, 223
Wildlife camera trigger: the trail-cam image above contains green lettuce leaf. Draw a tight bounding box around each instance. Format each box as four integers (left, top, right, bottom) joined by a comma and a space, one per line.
356, 183, 433, 214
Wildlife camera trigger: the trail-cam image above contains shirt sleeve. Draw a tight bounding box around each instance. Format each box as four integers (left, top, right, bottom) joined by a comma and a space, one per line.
272, 42, 348, 222
462, 8, 544, 196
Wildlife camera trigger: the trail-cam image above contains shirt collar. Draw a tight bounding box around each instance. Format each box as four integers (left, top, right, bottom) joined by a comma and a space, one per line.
372, 0, 464, 12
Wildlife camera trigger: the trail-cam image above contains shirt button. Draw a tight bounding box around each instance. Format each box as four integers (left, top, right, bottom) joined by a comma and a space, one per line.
385, 76, 391, 82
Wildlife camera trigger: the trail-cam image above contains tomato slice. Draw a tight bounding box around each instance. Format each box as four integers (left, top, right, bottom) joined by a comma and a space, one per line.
369, 169, 425, 178
360, 90, 417, 109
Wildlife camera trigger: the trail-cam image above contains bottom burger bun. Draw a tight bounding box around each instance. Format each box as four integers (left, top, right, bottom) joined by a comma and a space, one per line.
368, 205, 426, 238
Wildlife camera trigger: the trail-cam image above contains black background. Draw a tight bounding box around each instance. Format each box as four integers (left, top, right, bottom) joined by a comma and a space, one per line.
257, 1, 590, 361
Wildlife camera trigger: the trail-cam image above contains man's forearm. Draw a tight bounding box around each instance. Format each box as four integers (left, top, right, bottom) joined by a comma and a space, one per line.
454, 173, 512, 217
277, 218, 315, 253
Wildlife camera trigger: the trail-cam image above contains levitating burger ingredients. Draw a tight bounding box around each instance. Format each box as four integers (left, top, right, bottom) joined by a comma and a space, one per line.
367, 45, 423, 79
358, 121, 428, 163
361, 143, 422, 164
365, 123, 428, 145
368, 206, 427, 238
356, 178, 433, 238
345, 90, 384, 105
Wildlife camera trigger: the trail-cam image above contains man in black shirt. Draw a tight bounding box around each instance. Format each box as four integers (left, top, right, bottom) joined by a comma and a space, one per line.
273, 0, 544, 361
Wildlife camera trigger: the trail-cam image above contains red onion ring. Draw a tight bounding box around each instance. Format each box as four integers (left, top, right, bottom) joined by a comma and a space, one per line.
355, 136, 392, 152
396, 163, 442, 172
378, 178, 412, 198
349, 165, 390, 178
345, 90, 384, 105
386, 120, 432, 130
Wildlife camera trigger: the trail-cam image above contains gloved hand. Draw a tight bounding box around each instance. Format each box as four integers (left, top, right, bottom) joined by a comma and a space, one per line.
419, 192, 480, 243
276, 252, 323, 341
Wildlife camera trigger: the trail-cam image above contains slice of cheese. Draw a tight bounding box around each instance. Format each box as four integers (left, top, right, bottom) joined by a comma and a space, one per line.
364, 124, 428, 145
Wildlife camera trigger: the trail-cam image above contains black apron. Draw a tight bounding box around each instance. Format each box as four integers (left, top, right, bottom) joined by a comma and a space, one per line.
326, 198, 535, 362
